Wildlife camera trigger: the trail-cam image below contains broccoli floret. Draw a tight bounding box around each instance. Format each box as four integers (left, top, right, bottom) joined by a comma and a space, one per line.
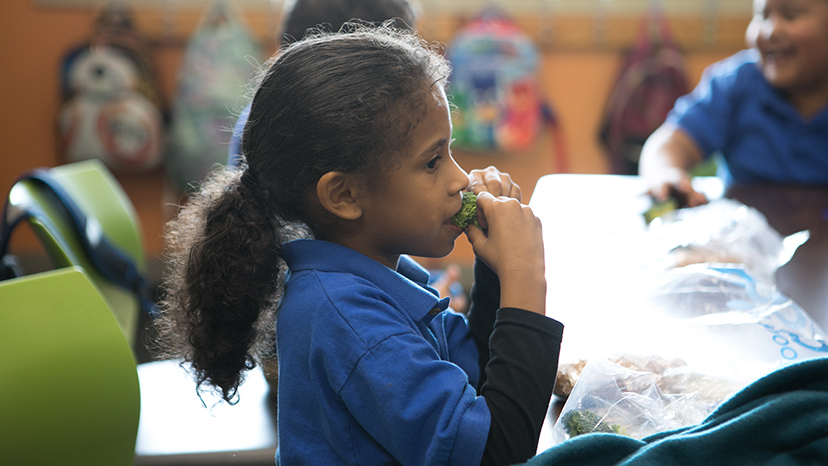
450, 192, 480, 229
562, 409, 624, 438
642, 197, 679, 225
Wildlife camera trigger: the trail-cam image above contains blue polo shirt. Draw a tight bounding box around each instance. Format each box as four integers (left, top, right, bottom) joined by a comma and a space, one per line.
667, 49, 828, 187
227, 103, 248, 167
275, 239, 490, 466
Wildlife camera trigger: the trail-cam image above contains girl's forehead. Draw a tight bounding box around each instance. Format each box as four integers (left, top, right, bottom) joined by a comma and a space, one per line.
430, 85, 449, 107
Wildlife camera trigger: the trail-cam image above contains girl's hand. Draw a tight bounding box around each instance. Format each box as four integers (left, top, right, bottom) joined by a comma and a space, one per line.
465, 192, 546, 315
467, 166, 521, 201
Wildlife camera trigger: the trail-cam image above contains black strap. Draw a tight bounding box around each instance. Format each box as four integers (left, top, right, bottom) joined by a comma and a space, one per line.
0, 168, 156, 316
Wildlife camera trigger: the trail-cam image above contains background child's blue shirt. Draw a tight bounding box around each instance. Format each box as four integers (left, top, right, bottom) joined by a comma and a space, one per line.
667, 49, 828, 187
227, 103, 248, 167
276, 239, 490, 466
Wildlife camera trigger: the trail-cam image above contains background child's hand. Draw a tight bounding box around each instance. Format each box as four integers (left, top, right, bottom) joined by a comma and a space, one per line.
465, 191, 546, 315
646, 167, 708, 208
639, 124, 708, 208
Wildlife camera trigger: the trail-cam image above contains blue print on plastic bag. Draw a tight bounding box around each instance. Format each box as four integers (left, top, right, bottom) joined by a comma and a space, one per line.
714, 266, 828, 361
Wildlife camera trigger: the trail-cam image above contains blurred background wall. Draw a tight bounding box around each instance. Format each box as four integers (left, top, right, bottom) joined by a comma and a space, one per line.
0, 0, 752, 272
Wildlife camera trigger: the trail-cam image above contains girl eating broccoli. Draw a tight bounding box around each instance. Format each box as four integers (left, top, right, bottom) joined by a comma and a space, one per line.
155, 25, 563, 466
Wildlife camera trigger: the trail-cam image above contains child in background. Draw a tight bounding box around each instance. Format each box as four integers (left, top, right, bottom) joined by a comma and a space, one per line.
639, 0, 828, 207
156, 26, 563, 466
227, 0, 419, 167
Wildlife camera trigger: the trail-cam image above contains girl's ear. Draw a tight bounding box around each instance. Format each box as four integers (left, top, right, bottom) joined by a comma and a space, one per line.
316, 171, 364, 220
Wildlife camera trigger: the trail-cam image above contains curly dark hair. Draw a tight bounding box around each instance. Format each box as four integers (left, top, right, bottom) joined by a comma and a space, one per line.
154, 25, 451, 404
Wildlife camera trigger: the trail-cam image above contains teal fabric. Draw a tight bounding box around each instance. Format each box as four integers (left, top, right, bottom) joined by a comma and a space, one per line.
522, 357, 828, 466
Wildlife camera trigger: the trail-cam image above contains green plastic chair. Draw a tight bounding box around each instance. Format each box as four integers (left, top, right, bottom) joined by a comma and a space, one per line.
0, 267, 140, 465
3, 159, 147, 345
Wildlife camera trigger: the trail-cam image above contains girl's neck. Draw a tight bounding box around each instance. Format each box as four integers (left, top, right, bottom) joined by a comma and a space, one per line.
317, 231, 400, 270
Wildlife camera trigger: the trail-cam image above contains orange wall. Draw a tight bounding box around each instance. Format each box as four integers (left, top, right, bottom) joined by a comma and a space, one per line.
0, 0, 747, 270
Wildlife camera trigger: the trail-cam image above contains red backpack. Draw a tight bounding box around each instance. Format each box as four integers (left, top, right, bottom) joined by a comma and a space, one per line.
598, 11, 689, 175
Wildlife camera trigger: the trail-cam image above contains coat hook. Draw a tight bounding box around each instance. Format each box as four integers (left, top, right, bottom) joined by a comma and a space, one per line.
703, 0, 719, 46
538, 0, 555, 47
162, 0, 176, 43
592, 0, 610, 45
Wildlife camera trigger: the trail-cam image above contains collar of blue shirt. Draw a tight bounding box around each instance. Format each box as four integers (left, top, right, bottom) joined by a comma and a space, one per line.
281, 239, 451, 322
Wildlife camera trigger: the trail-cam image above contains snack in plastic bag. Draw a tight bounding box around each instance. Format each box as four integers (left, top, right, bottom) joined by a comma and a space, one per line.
550, 358, 743, 445
554, 354, 687, 399
552, 263, 828, 445
561, 408, 625, 437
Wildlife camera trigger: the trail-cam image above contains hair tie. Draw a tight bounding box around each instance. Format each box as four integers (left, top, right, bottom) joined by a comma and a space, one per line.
241, 168, 273, 204
241, 168, 260, 192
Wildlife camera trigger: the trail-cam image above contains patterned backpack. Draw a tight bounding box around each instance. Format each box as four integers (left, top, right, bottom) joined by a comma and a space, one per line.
57, 3, 165, 173
165, 1, 262, 192
446, 9, 568, 171
447, 9, 544, 152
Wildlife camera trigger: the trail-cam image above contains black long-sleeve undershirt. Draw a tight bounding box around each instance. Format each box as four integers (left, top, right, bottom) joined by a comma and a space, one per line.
466, 261, 564, 466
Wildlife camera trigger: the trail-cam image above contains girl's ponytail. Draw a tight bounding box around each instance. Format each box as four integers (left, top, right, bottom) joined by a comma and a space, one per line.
154, 166, 307, 403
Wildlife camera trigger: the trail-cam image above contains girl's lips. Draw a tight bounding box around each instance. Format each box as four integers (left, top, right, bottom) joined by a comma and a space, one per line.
444, 218, 464, 233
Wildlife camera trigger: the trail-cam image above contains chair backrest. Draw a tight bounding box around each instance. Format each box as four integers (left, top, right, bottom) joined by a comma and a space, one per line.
1, 159, 148, 344
0, 267, 140, 465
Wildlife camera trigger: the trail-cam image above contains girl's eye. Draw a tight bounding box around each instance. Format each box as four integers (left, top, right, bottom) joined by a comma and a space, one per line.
426, 156, 442, 170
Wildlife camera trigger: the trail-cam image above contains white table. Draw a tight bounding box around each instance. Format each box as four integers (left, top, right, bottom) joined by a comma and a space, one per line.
529, 174, 725, 453
529, 174, 828, 453
134, 359, 278, 465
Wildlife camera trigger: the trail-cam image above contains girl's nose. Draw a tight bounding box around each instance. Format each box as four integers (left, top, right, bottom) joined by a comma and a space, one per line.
450, 158, 469, 192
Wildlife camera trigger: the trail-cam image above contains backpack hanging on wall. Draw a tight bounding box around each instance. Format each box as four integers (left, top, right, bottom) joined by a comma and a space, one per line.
447, 9, 545, 153
165, 0, 262, 193
598, 10, 690, 175
446, 8, 569, 171
57, 2, 165, 173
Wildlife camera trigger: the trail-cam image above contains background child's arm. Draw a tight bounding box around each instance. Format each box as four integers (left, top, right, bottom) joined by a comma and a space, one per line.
639, 124, 709, 207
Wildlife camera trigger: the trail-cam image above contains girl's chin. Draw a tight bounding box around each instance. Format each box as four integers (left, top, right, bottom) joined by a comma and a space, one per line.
433, 238, 459, 259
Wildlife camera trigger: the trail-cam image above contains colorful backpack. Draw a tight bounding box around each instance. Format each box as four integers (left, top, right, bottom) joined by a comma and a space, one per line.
165, 1, 262, 193
447, 9, 544, 153
598, 11, 690, 175
446, 9, 568, 172
57, 3, 165, 173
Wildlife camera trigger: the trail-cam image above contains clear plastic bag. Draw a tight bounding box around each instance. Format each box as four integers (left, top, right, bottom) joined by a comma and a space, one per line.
550, 264, 828, 446
639, 199, 809, 285
550, 357, 742, 444
643, 263, 828, 382
550, 198, 818, 418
